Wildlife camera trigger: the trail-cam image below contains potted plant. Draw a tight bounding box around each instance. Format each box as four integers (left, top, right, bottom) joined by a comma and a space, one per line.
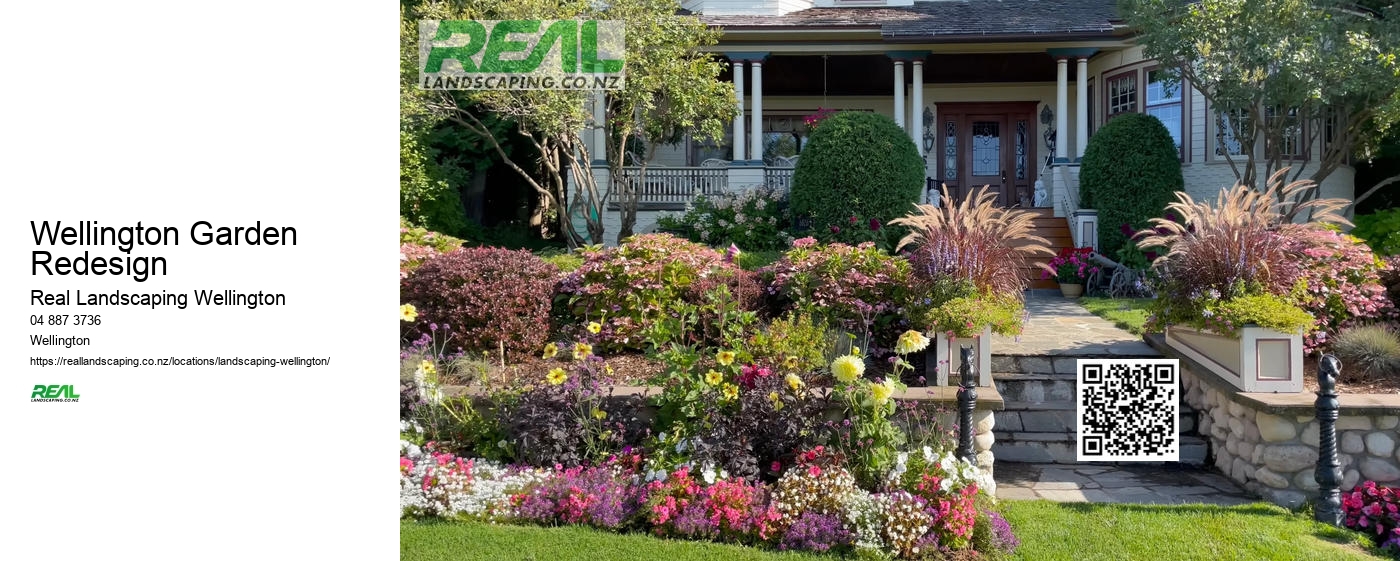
1044, 247, 1098, 298
890, 185, 1053, 387
1138, 175, 1345, 393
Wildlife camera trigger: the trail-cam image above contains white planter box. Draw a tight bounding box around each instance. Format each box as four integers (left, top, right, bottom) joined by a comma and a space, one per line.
932, 326, 993, 387
1165, 325, 1302, 393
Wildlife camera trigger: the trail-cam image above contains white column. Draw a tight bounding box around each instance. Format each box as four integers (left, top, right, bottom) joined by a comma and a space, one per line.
1076, 57, 1089, 159
750, 61, 763, 162
893, 60, 906, 130
1056, 57, 1068, 161
912, 60, 924, 155
732, 60, 745, 162
591, 91, 606, 163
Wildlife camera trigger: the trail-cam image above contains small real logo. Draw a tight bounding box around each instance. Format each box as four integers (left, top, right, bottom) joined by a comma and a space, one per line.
31, 384, 80, 402
418, 19, 625, 90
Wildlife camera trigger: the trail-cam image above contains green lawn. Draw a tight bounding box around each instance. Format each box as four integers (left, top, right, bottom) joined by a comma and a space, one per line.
1079, 297, 1153, 336
402, 500, 1383, 561
1001, 500, 1381, 561
401, 519, 830, 561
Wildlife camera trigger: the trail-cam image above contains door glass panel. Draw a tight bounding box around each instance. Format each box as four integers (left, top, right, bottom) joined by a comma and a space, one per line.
944, 120, 957, 180
1015, 120, 1027, 180
972, 121, 1000, 176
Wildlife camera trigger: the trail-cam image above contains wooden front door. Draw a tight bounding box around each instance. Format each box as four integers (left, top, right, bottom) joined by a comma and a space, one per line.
936, 103, 1038, 207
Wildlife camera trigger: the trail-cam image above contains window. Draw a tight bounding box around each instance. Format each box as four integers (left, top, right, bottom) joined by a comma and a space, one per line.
1145, 69, 1183, 156
1215, 108, 1251, 157
1107, 72, 1137, 116
1265, 105, 1304, 159
761, 115, 809, 166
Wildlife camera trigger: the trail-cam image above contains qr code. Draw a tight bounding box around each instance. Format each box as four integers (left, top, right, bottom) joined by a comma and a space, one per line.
1076, 359, 1180, 462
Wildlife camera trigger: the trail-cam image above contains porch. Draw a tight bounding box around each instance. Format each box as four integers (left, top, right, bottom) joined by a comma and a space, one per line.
583, 49, 1109, 250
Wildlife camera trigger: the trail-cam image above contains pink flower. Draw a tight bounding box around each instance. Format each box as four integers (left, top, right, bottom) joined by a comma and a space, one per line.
771, 461, 782, 472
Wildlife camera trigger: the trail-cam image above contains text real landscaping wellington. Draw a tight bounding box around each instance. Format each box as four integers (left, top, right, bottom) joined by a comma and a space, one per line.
28, 220, 294, 309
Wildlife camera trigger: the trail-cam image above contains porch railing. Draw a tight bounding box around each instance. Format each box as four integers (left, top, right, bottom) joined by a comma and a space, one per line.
613, 166, 727, 209
764, 166, 795, 195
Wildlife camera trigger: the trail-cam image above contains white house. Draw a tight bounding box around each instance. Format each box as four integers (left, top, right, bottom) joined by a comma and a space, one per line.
581, 0, 1355, 247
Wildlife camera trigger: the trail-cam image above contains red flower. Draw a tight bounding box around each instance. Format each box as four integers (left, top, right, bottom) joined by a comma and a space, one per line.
870, 218, 881, 231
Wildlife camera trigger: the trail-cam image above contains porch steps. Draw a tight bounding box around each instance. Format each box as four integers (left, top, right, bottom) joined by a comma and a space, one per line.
990, 359, 1207, 466
1012, 208, 1073, 290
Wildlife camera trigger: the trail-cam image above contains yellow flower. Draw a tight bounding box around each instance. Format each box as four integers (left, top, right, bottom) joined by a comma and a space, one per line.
786, 373, 805, 392
705, 369, 724, 386
784, 355, 800, 370
768, 391, 783, 410
546, 368, 568, 385
542, 342, 559, 360
716, 350, 736, 366
420, 360, 436, 376
587, 321, 602, 334
831, 355, 865, 384
895, 329, 931, 355
871, 379, 895, 404
400, 304, 417, 322
605, 363, 615, 375
573, 342, 593, 360
851, 347, 862, 357
592, 408, 607, 420
721, 383, 740, 401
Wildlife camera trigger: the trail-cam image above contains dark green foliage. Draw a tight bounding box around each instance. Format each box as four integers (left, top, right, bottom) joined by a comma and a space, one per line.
1353, 209, 1400, 256
1080, 112, 1184, 257
790, 112, 924, 233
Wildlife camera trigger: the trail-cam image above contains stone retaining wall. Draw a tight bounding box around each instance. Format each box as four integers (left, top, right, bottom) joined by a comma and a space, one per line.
1152, 334, 1400, 508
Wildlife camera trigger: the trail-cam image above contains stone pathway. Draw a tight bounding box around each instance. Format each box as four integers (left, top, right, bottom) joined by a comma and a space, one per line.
991, 290, 1157, 357
996, 462, 1256, 505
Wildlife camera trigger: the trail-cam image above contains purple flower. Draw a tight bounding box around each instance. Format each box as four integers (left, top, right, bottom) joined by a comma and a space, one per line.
779, 512, 851, 552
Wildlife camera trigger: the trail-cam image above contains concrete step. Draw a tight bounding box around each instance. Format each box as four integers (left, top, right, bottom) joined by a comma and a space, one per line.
994, 433, 1208, 465
991, 353, 1163, 375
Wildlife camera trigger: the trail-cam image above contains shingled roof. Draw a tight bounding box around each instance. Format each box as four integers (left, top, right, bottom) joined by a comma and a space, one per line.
702, 1, 1124, 41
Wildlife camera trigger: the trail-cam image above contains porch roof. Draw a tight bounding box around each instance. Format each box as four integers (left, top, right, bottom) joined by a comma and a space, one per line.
701, 1, 1125, 41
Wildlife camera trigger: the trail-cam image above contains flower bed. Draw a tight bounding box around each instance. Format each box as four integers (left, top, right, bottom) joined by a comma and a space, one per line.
400, 439, 1015, 560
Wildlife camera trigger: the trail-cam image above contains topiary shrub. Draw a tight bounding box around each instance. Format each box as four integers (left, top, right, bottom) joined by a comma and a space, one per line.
790, 111, 924, 237
400, 247, 559, 358
1080, 112, 1184, 257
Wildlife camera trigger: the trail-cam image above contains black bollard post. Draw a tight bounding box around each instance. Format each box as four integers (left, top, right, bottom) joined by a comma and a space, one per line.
1315, 354, 1343, 526
957, 345, 978, 464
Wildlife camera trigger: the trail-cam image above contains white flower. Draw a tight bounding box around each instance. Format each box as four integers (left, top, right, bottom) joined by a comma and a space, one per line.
701, 463, 717, 485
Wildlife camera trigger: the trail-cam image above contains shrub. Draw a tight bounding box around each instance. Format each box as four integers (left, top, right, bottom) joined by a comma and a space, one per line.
400, 247, 558, 357
537, 250, 583, 272
400, 219, 465, 278
746, 312, 838, 374
760, 240, 919, 350
1079, 112, 1183, 257
790, 112, 924, 235
559, 234, 758, 351
892, 185, 1054, 299
1275, 224, 1396, 351
655, 185, 793, 251
1353, 209, 1400, 256
401, 129, 470, 238
1333, 325, 1400, 381
1044, 246, 1101, 284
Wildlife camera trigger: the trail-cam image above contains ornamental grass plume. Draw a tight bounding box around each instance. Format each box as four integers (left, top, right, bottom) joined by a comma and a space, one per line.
890, 185, 1054, 299
1135, 170, 1352, 298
